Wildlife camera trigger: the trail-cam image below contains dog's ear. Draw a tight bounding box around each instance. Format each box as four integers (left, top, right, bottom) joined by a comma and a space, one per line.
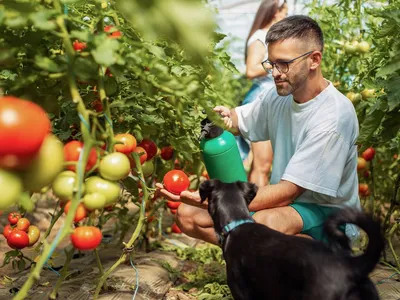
237, 181, 258, 205
199, 180, 216, 203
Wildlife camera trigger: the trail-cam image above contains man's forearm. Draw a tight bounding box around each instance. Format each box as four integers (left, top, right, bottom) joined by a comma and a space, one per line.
248, 180, 305, 211
229, 108, 240, 135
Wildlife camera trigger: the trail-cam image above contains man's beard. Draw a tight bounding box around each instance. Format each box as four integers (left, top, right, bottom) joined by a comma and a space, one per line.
275, 81, 293, 96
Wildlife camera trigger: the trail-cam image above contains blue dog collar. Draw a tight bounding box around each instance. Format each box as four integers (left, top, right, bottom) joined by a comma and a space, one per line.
218, 219, 254, 245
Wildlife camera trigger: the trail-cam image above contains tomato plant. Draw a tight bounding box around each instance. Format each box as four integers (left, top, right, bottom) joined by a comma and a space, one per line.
70, 226, 102, 251
163, 170, 190, 195
85, 176, 121, 205
52, 171, 86, 200
0, 96, 51, 170
3, 224, 13, 239
83, 193, 107, 211
362, 147, 375, 161
64, 201, 87, 223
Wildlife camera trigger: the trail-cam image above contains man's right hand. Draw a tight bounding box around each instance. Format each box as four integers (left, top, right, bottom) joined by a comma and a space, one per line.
213, 106, 233, 129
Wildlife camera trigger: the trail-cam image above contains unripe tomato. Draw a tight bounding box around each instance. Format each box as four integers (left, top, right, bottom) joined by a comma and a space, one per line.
346, 92, 362, 104
344, 41, 358, 54
357, 157, 367, 171
0, 96, 51, 170
21, 134, 64, 192
73, 40, 87, 52
63, 201, 87, 223
8, 212, 21, 225
70, 226, 103, 250
138, 139, 157, 161
167, 201, 181, 210
52, 171, 86, 200
83, 193, 106, 211
114, 133, 137, 154
141, 160, 154, 177
0, 170, 23, 210
27, 225, 40, 246
7, 229, 29, 249
356, 41, 370, 53
16, 218, 30, 232
171, 223, 182, 234
85, 176, 121, 205
3, 224, 13, 239
64, 141, 98, 172
362, 147, 375, 161
99, 152, 131, 181
163, 170, 190, 195
361, 89, 375, 99
160, 146, 174, 160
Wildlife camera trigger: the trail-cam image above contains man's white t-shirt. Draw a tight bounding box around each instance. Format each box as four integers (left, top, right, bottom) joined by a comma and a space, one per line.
235, 82, 361, 211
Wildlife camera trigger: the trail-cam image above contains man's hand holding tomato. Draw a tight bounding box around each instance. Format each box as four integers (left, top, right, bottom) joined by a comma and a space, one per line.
155, 183, 204, 208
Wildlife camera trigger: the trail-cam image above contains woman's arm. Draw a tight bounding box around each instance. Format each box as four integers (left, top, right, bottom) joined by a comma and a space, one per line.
246, 40, 268, 79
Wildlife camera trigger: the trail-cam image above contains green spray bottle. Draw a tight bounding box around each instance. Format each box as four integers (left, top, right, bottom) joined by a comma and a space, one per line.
199, 118, 247, 183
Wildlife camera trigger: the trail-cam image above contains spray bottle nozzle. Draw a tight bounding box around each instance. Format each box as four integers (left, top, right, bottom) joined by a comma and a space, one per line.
199, 117, 224, 141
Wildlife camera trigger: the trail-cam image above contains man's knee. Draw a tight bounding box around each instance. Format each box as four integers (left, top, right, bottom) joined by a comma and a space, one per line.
252, 207, 303, 235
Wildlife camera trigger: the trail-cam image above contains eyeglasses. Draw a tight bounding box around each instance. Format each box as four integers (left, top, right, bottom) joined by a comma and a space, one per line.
261, 51, 314, 74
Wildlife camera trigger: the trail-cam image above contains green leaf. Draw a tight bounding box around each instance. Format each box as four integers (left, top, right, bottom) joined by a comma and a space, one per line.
121, 176, 139, 197
91, 37, 120, 67
377, 58, 400, 77
358, 109, 385, 143
29, 11, 56, 31
34, 56, 62, 73
17, 259, 26, 271
70, 30, 92, 42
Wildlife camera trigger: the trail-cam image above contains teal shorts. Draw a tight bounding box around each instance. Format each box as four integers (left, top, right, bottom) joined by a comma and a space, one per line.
250, 203, 344, 243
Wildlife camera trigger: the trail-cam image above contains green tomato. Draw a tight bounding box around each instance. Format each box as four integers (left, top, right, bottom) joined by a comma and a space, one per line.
356, 41, 370, 53
85, 176, 121, 205
22, 134, 64, 192
82, 193, 106, 211
52, 171, 85, 200
99, 152, 131, 181
141, 160, 154, 177
0, 169, 23, 210
344, 41, 358, 54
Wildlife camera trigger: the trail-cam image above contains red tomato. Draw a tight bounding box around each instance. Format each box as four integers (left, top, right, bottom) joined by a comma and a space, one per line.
16, 218, 30, 232
129, 146, 147, 168
73, 40, 87, 52
104, 25, 122, 38
114, 133, 137, 154
357, 157, 367, 171
8, 212, 21, 225
362, 147, 375, 161
167, 201, 181, 209
64, 141, 97, 172
91, 99, 103, 112
7, 229, 29, 249
163, 170, 190, 195
359, 183, 369, 196
170, 209, 177, 215
0, 96, 51, 170
160, 146, 174, 160
171, 223, 182, 234
70, 226, 103, 250
64, 200, 87, 222
138, 139, 157, 161
3, 224, 13, 239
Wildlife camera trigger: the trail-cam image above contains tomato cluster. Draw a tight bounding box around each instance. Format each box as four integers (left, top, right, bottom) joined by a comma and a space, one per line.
357, 147, 375, 197
2, 212, 40, 249
0, 96, 64, 210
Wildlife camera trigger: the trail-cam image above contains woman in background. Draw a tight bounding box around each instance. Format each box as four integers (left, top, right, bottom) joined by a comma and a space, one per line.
238, 0, 288, 187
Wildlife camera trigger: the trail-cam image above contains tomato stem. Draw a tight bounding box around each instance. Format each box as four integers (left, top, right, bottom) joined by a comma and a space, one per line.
48, 247, 75, 300
93, 153, 147, 299
94, 248, 108, 291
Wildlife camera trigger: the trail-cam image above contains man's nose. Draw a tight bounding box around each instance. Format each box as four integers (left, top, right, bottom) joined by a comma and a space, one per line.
272, 66, 281, 78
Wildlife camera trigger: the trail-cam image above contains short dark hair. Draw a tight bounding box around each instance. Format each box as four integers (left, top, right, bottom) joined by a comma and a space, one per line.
266, 15, 324, 52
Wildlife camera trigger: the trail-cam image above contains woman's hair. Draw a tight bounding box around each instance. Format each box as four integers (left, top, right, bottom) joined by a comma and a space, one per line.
244, 0, 286, 61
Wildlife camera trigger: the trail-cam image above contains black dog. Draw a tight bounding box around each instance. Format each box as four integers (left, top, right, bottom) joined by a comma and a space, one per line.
199, 179, 384, 300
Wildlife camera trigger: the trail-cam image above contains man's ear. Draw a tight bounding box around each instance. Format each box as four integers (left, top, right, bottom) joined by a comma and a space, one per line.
310, 51, 322, 71
237, 181, 258, 205
199, 180, 216, 203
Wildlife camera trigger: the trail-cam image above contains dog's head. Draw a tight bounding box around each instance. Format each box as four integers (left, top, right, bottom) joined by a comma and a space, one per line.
199, 179, 258, 233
